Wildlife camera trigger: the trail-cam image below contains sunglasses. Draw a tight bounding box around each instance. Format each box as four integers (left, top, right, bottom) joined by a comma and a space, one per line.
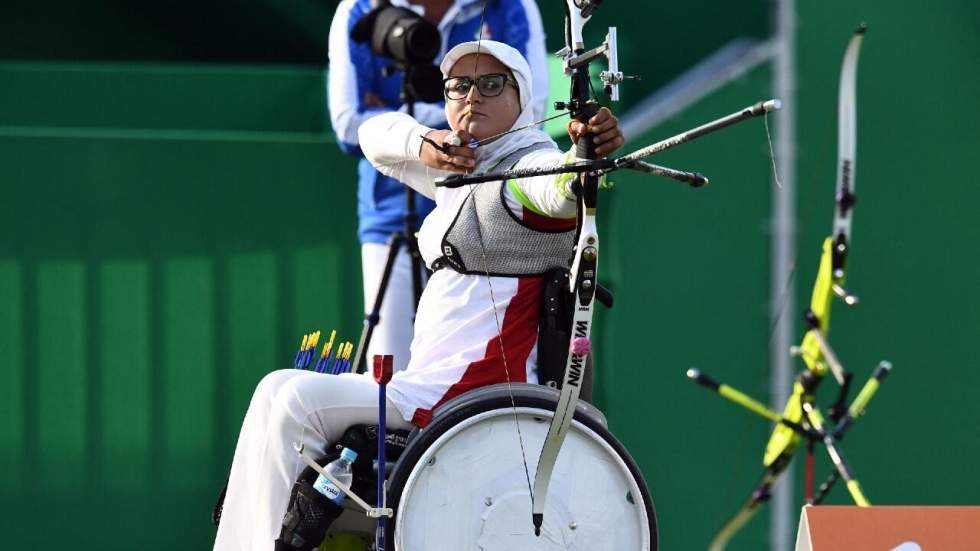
443, 73, 518, 100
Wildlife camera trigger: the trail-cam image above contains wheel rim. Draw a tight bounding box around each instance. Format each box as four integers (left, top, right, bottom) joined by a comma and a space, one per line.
394, 406, 652, 551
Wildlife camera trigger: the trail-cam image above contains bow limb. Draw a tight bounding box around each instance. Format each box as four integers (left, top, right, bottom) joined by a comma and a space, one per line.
709, 455, 792, 551
804, 24, 868, 415
710, 378, 809, 550
831, 24, 866, 250
684, 372, 803, 550
798, 21, 867, 377
528, 0, 603, 536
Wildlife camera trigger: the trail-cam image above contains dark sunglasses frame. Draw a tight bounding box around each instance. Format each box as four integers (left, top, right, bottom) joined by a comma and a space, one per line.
443, 73, 518, 100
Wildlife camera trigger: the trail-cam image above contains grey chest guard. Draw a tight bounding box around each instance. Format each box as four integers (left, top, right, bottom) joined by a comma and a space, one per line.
433, 143, 576, 277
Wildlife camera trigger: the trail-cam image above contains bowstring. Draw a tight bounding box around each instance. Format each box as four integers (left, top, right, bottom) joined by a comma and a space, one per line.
469, 186, 535, 502
469, 0, 535, 503
765, 104, 830, 349
765, 113, 783, 189
765, 111, 794, 344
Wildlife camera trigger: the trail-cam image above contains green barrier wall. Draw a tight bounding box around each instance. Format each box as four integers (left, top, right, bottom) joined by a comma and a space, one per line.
0, 63, 328, 132
1, 1, 979, 550
0, 64, 362, 547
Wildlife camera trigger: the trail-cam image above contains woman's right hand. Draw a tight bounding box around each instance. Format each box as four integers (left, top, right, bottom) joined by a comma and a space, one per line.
419, 129, 476, 173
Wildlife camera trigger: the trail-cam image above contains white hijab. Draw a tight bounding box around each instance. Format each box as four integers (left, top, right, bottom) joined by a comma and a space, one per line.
439, 40, 557, 172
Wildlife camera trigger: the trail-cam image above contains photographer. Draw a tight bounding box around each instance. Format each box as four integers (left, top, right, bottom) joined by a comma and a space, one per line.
327, 0, 548, 374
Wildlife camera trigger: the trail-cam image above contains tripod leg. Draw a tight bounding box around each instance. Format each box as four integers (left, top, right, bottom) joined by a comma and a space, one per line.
404, 188, 425, 309
352, 234, 405, 375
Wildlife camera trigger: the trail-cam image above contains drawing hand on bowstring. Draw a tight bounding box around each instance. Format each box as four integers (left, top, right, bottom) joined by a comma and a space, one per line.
420, 129, 476, 173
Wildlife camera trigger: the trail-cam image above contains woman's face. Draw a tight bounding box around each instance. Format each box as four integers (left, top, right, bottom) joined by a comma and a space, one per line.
444, 53, 521, 141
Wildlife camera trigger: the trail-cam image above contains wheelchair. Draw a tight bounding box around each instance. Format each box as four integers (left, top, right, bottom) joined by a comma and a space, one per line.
214, 270, 658, 550
314, 382, 657, 551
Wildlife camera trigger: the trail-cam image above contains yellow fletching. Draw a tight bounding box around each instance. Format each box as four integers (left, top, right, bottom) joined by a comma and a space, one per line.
344, 342, 353, 360
300, 334, 309, 349
321, 330, 336, 358
308, 331, 320, 350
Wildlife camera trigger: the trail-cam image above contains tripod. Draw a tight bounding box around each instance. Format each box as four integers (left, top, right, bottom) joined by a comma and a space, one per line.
350, 79, 429, 375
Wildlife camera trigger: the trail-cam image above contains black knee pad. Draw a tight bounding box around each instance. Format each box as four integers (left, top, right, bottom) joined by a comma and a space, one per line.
275, 465, 344, 551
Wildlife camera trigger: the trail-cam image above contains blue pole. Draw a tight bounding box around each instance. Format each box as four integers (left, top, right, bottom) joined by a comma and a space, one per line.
377, 380, 386, 550
373, 355, 393, 551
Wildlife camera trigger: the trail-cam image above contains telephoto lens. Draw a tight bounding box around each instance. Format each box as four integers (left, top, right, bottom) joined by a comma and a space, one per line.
353, 6, 440, 64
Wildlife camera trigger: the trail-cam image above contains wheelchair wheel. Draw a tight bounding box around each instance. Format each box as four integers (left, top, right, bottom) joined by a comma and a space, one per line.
384, 384, 657, 550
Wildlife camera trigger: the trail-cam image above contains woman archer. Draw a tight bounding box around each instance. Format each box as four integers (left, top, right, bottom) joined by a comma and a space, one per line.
213, 40, 624, 551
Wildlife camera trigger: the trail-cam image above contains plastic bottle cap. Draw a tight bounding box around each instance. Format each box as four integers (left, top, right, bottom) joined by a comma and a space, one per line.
340, 447, 358, 462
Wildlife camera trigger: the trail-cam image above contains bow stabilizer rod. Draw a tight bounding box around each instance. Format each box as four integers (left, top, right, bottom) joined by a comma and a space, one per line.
626, 161, 708, 187
612, 100, 781, 168
435, 100, 778, 189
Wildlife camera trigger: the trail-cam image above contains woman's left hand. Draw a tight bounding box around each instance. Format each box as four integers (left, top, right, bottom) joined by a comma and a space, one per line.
566, 107, 625, 157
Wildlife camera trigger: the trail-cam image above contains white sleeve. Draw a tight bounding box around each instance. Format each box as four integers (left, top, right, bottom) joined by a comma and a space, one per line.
358, 112, 450, 199
327, 0, 369, 148
519, 0, 551, 123
508, 148, 578, 219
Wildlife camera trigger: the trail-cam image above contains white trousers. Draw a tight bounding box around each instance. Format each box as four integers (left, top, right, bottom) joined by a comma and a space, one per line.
213, 369, 412, 550
361, 242, 425, 374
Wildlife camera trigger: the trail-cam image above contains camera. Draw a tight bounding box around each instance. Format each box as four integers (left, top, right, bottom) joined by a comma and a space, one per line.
350, 2, 444, 102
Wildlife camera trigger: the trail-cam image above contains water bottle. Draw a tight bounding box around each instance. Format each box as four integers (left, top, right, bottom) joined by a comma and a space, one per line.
313, 447, 358, 505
